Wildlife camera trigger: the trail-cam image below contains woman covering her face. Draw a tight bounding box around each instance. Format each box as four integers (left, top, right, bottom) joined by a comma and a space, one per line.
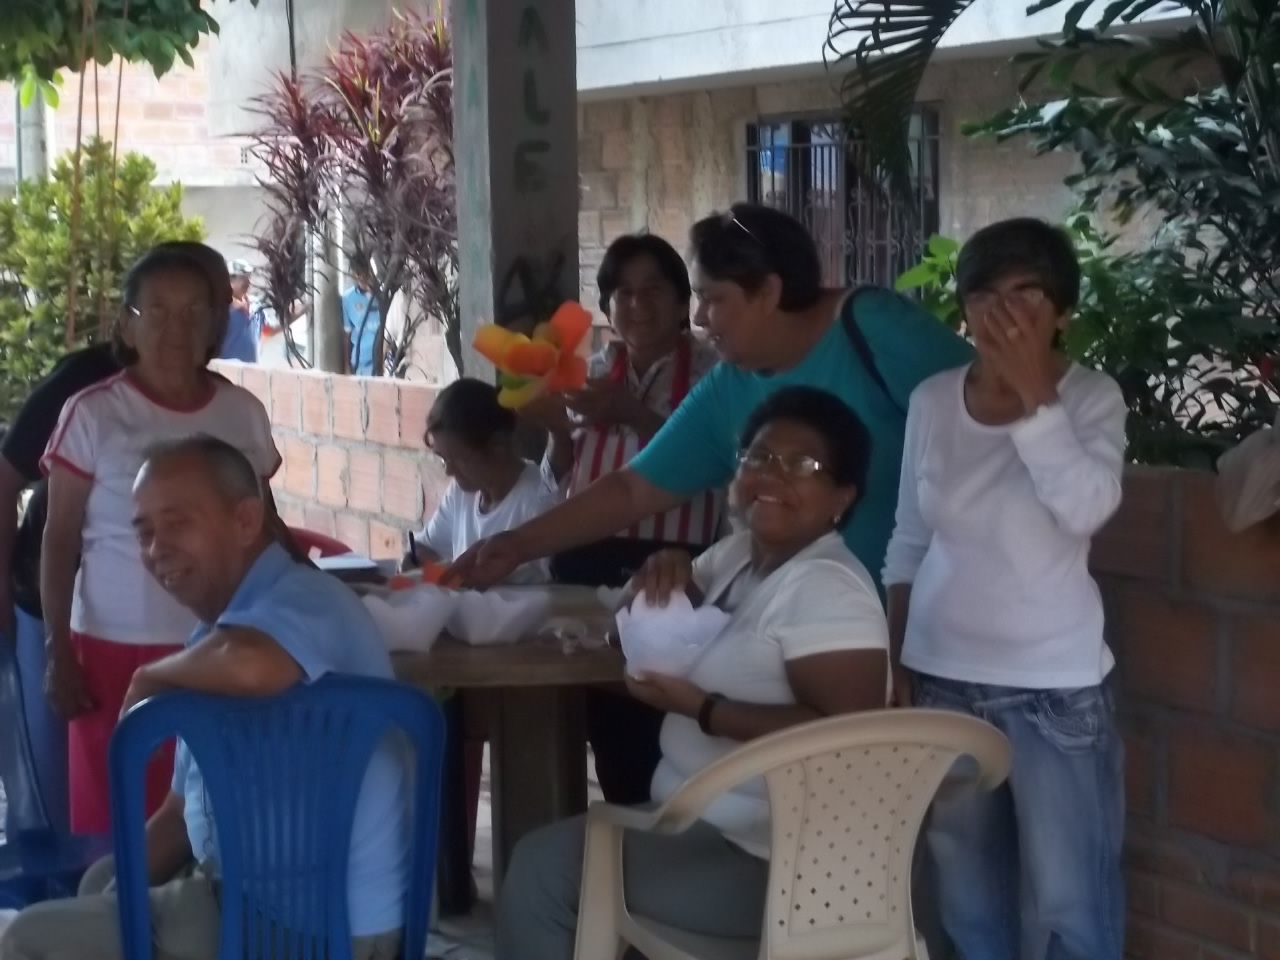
884, 218, 1128, 960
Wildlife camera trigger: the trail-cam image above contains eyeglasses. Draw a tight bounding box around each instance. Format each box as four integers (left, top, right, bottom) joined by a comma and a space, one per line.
736, 448, 827, 479
962, 284, 1048, 316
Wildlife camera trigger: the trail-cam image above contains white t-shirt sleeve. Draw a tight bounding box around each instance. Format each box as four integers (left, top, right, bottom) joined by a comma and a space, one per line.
882, 390, 932, 587
766, 560, 889, 660
1010, 374, 1126, 537
417, 482, 458, 558
40, 393, 97, 479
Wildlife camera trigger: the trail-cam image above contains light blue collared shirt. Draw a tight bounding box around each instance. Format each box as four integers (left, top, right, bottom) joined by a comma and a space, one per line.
172, 544, 407, 935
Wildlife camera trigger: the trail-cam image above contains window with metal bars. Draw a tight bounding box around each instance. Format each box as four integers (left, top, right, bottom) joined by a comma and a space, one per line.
745, 110, 940, 289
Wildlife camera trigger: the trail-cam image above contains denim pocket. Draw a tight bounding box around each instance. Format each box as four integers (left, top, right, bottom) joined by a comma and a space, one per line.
1029, 685, 1112, 753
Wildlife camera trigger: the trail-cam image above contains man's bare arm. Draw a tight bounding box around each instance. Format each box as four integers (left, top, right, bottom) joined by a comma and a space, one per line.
123, 627, 303, 716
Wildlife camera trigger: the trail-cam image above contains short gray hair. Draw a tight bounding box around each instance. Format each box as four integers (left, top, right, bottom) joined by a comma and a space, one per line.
138, 434, 262, 503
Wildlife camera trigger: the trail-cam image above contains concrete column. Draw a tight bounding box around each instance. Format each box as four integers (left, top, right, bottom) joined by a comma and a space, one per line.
16, 95, 48, 183
452, 0, 579, 378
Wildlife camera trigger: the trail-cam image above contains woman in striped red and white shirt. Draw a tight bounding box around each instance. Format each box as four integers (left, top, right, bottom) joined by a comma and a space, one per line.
543, 234, 723, 582
534, 232, 723, 805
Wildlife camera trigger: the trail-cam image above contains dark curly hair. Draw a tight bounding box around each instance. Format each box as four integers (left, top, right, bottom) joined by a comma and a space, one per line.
689, 203, 823, 312
596, 232, 692, 324
739, 385, 871, 525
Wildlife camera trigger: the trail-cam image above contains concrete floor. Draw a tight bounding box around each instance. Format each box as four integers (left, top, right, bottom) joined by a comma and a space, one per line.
430, 746, 603, 960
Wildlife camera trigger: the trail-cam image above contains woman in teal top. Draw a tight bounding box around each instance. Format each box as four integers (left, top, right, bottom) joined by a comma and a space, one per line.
451, 203, 973, 595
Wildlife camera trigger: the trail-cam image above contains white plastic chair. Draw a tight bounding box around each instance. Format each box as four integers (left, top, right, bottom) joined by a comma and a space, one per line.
573, 709, 1011, 960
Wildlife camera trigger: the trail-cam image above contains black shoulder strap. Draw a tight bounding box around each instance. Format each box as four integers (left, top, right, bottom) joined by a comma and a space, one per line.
842, 286, 905, 417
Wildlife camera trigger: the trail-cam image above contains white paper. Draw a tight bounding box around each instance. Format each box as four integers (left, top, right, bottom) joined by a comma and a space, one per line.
615, 591, 730, 679
448, 588, 554, 646
363, 586, 456, 653
317, 554, 378, 572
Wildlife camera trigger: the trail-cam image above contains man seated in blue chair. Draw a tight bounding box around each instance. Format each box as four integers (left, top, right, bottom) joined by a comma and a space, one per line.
0, 434, 406, 960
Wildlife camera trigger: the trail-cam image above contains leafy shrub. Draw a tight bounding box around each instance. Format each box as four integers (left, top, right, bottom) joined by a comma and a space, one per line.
0, 138, 203, 419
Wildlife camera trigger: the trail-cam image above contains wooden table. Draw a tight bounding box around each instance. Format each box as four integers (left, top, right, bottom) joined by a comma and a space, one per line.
391, 586, 624, 888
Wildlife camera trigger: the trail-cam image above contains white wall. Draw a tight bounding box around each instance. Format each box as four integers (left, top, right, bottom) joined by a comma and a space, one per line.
575, 0, 1185, 97
205, 0, 1188, 134
181, 184, 269, 265
203, 0, 438, 136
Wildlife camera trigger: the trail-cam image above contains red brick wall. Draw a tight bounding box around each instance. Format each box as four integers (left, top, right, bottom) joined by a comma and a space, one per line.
213, 364, 446, 560
1096, 468, 1280, 959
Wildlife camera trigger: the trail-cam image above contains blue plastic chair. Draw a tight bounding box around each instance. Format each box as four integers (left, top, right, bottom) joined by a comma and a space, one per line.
109, 676, 445, 960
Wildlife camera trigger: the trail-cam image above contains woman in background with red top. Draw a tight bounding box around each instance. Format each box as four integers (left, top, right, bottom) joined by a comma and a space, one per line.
41, 243, 285, 834
530, 232, 723, 805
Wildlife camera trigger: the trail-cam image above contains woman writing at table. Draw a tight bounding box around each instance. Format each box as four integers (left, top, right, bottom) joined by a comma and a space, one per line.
496, 385, 890, 960
525, 231, 722, 806
404, 377, 563, 584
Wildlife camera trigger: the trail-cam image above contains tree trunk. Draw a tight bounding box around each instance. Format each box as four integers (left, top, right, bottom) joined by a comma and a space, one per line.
311, 220, 345, 373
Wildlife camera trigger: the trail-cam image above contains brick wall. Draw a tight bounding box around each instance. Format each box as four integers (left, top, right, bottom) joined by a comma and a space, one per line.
1096, 468, 1280, 959
576, 55, 1087, 305
213, 363, 447, 560
0, 41, 256, 188
576, 54, 1165, 305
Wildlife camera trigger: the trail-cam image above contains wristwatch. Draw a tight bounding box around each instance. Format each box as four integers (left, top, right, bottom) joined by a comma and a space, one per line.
697, 693, 727, 736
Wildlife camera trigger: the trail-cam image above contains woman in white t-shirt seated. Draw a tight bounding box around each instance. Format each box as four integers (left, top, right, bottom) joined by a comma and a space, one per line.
41, 242, 285, 835
883, 218, 1127, 960
404, 377, 562, 584
494, 386, 890, 960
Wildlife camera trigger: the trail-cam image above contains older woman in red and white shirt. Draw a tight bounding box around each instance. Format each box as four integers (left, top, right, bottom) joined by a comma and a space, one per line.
533, 232, 722, 805
41, 243, 284, 835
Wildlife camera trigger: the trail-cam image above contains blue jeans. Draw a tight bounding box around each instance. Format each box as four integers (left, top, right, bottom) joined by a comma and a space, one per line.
914, 674, 1125, 960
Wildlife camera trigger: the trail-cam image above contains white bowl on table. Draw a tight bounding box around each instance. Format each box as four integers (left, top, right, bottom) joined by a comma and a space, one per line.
363, 585, 456, 653
448, 587, 554, 646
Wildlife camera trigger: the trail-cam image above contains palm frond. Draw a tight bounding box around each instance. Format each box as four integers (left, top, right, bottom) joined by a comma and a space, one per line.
825, 0, 978, 204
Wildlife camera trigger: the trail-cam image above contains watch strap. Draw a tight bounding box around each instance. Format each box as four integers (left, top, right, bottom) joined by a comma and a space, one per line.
697, 692, 727, 736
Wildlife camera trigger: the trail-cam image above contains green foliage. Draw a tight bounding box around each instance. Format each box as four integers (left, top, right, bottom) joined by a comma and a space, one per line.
834, 0, 1280, 465
0, 0, 261, 95
963, 0, 1280, 464
897, 214, 1269, 466
894, 234, 961, 329
0, 138, 203, 418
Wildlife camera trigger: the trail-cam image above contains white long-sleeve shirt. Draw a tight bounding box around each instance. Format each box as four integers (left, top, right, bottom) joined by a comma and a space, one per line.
882, 363, 1126, 689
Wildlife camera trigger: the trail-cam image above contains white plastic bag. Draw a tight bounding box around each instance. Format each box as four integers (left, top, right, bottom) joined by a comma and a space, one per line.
363, 586, 456, 654
615, 591, 730, 679
448, 587, 554, 646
